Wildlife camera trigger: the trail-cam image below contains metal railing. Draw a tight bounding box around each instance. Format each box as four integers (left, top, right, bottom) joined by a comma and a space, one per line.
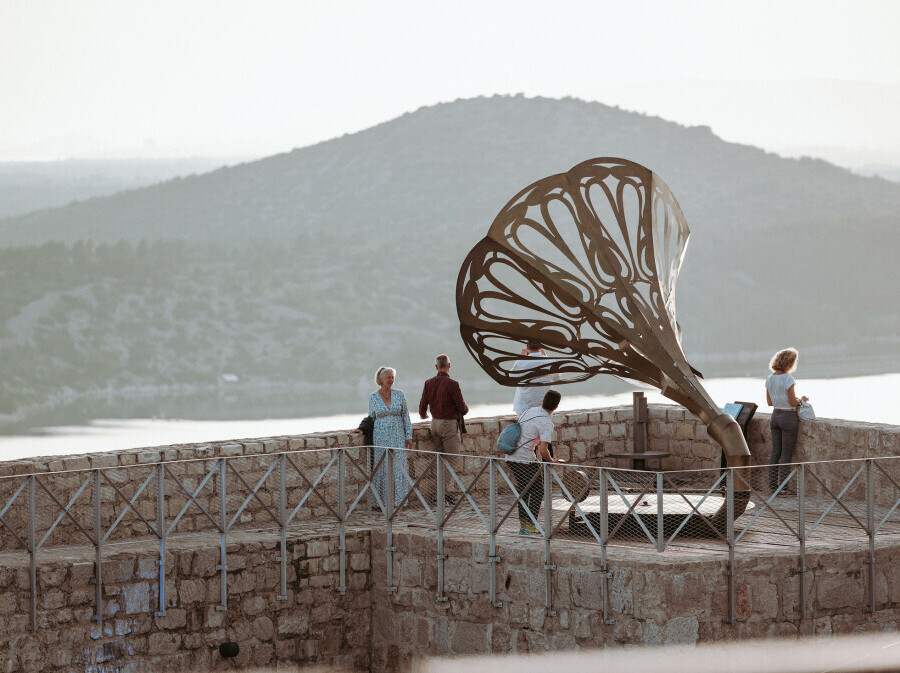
3, 446, 900, 630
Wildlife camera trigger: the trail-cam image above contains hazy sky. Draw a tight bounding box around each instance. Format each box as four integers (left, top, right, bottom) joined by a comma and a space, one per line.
3, 0, 899, 167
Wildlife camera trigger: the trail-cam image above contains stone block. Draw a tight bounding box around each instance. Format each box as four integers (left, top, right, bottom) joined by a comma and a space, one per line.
156, 608, 187, 630
90, 454, 120, 469
104, 558, 135, 583
242, 595, 267, 616
137, 451, 162, 464
63, 456, 92, 471
278, 611, 310, 635
178, 578, 207, 604
663, 615, 699, 644
38, 566, 67, 588
148, 631, 181, 655
191, 548, 219, 577
0, 591, 17, 616
243, 441, 264, 455
818, 571, 865, 610
43, 590, 66, 610
123, 582, 151, 614
204, 606, 225, 629
253, 615, 275, 641
675, 423, 695, 440
451, 620, 490, 654
220, 443, 244, 457
306, 540, 331, 557
481, 420, 500, 434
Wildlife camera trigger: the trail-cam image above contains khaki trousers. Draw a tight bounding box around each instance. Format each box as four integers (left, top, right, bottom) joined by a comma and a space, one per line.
430, 418, 462, 497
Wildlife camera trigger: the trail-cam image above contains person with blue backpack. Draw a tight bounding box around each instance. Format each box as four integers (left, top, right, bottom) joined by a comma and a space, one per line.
504, 389, 563, 536
512, 340, 560, 458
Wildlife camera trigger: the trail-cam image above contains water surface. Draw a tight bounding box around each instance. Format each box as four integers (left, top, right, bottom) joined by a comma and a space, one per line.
0, 373, 897, 462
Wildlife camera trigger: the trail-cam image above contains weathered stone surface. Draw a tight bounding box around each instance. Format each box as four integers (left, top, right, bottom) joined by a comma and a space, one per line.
122, 582, 151, 614
2, 409, 900, 672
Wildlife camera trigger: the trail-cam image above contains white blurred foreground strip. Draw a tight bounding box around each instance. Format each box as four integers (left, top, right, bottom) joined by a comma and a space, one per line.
414, 633, 900, 673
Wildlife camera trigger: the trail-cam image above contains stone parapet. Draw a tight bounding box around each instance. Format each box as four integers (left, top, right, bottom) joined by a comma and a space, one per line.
4, 404, 899, 477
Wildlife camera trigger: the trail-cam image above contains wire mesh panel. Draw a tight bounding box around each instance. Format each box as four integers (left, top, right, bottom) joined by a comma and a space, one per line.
733, 464, 802, 549
32, 469, 96, 551
341, 445, 380, 523
163, 458, 222, 539
658, 468, 731, 546
283, 449, 341, 530
871, 457, 900, 536
391, 447, 439, 524
547, 463, 602, 545
604, 468, 659, 546
223, 454, 283, 535
100, 464, 161, 546
494, 458, 547, 538
0, 475, 30, 556
439, 451, 492, 537
803, 460, 869, 544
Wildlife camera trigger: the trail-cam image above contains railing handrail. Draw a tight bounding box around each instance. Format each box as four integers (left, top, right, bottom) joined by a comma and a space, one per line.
5, 445, 900, 479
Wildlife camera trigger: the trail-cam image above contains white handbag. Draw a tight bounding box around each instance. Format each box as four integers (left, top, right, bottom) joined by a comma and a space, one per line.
798, 400, 815, 421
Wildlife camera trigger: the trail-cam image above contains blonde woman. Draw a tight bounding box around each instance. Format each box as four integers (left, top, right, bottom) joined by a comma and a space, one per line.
366, 366, 412, 509
765, 348, 809, 492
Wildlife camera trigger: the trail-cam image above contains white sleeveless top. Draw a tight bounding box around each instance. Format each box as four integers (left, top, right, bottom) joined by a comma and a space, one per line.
766, 373, 796, 410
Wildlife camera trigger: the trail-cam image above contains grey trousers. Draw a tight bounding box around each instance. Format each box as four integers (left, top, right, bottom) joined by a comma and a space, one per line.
769, 409, 799, 491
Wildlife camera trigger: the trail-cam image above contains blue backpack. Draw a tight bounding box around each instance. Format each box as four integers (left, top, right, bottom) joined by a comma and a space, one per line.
497, 421, 521, 454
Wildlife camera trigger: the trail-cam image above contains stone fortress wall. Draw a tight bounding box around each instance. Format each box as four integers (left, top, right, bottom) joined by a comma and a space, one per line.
2, 406, 900, 671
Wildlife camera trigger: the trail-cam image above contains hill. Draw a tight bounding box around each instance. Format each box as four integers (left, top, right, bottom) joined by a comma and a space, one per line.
0, 158, 234, 219
0, 95, 897, 425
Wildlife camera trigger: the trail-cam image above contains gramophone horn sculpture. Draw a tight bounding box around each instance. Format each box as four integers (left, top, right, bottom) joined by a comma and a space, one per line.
456, 157, 751, 477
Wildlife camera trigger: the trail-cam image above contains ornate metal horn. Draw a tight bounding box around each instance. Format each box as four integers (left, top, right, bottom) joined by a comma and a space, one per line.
456, 157, 750, 469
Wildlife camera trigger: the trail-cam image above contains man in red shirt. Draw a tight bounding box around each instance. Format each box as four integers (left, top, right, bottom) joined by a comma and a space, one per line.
418, 354, 469, 505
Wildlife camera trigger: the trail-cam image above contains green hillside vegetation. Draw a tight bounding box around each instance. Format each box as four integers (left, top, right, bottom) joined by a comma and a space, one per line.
0, 95, 898, 425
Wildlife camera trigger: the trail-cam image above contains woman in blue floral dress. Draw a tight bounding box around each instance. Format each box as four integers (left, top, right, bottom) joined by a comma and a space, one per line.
368, 366, 412, 508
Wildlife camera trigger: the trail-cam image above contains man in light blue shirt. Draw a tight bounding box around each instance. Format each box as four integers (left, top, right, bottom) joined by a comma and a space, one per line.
512, 340, 556, 418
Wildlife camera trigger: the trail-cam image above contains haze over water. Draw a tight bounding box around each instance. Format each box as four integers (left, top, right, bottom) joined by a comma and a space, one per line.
0, 373, 896, 463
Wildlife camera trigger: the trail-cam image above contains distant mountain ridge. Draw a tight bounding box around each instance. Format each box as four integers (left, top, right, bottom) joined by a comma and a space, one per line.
0, 95, 897, 425
0, 157, 236, 220
3, 95, 900, 246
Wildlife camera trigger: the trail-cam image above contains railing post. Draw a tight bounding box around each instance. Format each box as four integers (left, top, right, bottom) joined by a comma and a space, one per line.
337, 448, 347, 595
725, 467, 735, 624
92, 469, 103, 625
156, 464, 166, 617
28, 474, 37, 632
277, 453, 288, 600
797, 463, 807, 619
867, 458, 876, 613
216, 457, 228, 612
600, 467, 613, 624
656, 471, 665, 552
385, 449, 397, 592
488, 459, 502, 608
543, 462, 556, 616
436, 454, 448, 602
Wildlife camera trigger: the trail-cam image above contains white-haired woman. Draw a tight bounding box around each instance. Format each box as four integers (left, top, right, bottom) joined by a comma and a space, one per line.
765, 348, 809, 493
366, 366, 412, 509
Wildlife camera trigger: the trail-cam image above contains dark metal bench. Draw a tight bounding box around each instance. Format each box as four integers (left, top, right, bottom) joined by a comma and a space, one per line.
606, 392, 670, 469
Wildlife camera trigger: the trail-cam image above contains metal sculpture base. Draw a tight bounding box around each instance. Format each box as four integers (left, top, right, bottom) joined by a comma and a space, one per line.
553, 493, 754, 539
